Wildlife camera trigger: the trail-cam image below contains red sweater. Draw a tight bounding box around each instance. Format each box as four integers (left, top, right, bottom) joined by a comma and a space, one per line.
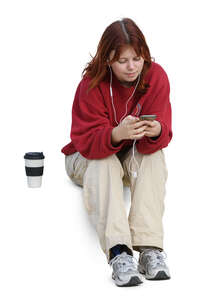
61, 62, 172, 159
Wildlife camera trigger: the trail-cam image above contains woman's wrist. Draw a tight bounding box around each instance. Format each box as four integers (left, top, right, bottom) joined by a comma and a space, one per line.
111, 127, 122, 146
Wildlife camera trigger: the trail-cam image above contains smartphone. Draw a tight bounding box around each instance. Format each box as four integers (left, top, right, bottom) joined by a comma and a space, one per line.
139, 114, 156, 121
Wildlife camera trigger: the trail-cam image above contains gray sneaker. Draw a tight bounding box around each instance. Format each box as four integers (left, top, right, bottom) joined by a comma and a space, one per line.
138, 249, 171, 280
109, 252, 143, 287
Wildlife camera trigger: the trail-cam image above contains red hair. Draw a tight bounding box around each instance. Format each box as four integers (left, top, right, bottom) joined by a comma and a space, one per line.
82, 18, 153, 95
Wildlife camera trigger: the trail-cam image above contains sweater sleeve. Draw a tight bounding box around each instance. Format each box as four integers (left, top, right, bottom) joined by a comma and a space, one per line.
136, 66, 173, 154
70, 77, 127, 159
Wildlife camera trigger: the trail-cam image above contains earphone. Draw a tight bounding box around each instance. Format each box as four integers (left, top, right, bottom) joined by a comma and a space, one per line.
108, 64, 141, 178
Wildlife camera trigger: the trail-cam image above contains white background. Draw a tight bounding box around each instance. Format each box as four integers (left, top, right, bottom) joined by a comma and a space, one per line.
0, 0, 210, 298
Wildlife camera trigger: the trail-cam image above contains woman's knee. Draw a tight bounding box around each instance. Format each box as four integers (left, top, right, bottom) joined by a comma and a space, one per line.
87, 154, 124, 176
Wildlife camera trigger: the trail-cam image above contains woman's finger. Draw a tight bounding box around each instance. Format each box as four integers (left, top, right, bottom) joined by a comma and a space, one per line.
137, 125, 147, 134
131, 131, 145, 140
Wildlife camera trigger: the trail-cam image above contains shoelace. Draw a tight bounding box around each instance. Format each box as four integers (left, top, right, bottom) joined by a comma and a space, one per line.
109, 252, 138, 273
140, 249, 167, 269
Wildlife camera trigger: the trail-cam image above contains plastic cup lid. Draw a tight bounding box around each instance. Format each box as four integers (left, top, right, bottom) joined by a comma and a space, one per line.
24, 152, 45, 160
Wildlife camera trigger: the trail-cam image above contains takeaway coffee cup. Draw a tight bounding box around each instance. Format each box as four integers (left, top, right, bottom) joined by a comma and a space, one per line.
24, 152, 45, 187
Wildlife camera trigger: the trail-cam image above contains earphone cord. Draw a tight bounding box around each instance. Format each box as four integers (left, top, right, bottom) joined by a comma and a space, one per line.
109, 65, 141, 178
109, 65, 141, 125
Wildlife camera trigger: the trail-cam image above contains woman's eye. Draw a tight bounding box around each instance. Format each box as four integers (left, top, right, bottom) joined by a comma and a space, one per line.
118, 57, 141, 63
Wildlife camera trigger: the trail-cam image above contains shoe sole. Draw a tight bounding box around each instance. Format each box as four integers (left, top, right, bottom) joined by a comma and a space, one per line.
148, 271, 171, 280
113, 275, 143, 287
140, 270, 170, 280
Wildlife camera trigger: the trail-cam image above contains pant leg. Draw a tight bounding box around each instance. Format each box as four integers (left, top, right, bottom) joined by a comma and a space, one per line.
65, 152, 89, 187
121, 145, 168, 252
65, 152, 133, 262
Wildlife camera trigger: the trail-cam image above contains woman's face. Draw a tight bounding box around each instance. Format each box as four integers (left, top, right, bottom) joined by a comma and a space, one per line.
109, 45, 144, 84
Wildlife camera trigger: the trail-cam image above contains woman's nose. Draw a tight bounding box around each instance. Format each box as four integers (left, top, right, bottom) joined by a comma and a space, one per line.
127, 60, 135, 70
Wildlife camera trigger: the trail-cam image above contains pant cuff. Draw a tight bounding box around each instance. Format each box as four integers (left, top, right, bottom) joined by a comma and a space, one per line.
132, 237, 163, 252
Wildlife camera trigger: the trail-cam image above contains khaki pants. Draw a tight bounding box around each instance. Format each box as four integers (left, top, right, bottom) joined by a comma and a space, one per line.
65, 145, 168, 262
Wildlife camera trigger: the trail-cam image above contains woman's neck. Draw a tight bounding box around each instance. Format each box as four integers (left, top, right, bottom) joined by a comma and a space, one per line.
119, 79, 136, 88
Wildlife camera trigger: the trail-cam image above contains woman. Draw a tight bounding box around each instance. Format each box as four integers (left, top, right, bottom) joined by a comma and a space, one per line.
61, 18, 173, 287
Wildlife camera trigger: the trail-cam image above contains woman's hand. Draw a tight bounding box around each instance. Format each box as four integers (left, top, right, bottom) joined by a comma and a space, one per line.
111, 116, 162, 145
116, 115, 149, 141
142, 120, 162, 138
